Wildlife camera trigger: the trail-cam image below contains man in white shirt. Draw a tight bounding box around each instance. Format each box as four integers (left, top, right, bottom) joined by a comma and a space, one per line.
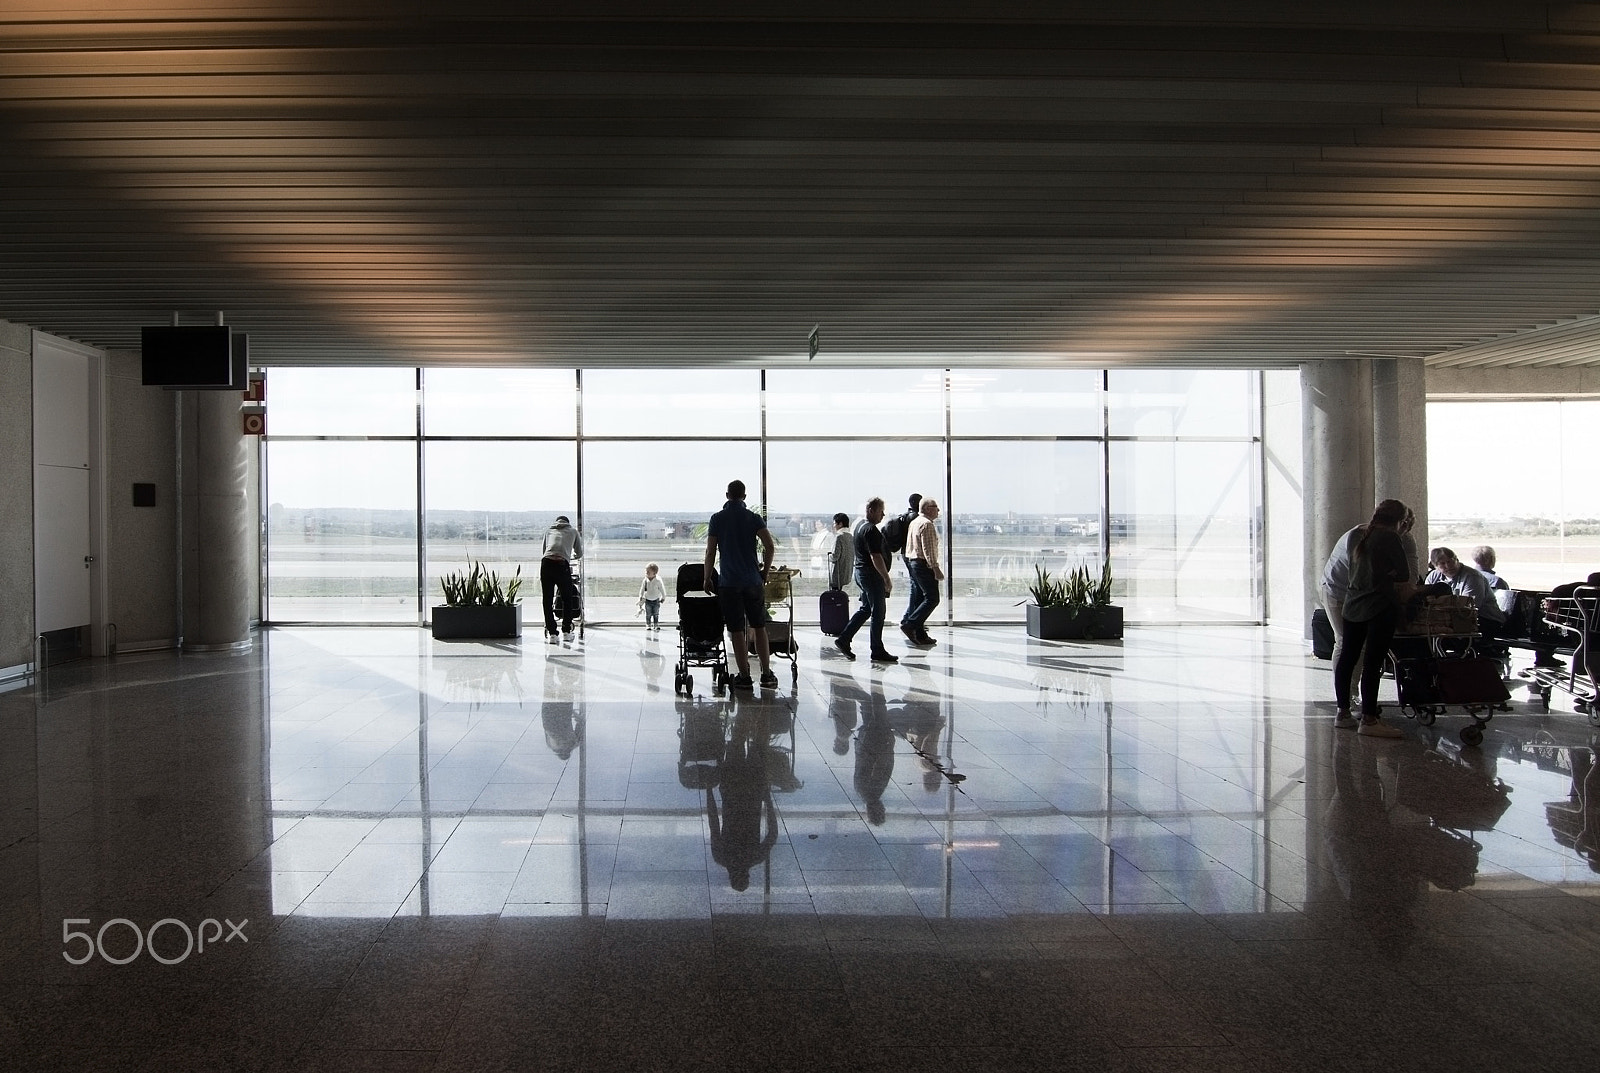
899, 497, 945, 647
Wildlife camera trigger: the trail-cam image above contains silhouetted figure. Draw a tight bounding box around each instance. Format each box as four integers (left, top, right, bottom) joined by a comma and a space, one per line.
708, 710, 778, 890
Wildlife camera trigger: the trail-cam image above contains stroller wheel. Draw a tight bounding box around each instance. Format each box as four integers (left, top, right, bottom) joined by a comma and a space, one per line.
684, 674, 693, 694
1460, 724, 1484, 747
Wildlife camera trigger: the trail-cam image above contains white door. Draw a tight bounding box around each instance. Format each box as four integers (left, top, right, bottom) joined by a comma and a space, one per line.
34, 466, 91, 633
33, 337, 95, 636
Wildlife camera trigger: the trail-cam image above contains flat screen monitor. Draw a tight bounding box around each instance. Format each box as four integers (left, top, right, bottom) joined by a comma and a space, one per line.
140, 326, 247, 389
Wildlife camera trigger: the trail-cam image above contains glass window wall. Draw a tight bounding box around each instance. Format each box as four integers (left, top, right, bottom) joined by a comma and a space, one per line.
766, 441, 947, 617
266, 440, 419, 622
1108, 369, 1256, 438
267, 367, 417, 437
579, 440, 762, 622
424, 441, 576, 625
1427, 399, 1600, 591
263, 366, 1266, 625
951, 441, 1105, 621
765, 368, 945, 437
948, 369, 1104, 437
580, 369, 761, 438
1109, 440, 1258, 622
424, 368, 577, 437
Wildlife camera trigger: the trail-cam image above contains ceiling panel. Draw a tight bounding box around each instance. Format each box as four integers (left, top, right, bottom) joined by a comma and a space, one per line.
6, 3, 1600, 368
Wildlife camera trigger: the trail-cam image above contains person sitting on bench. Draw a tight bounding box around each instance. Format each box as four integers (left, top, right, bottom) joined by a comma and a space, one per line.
1471, 546, 1509, 591
1425, 546, 1506, 641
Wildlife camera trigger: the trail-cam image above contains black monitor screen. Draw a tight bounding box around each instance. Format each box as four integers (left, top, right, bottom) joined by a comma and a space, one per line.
141, 326, 242, 389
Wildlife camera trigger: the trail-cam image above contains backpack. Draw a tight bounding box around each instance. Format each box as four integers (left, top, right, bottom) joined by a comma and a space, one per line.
883, 510, 914, 555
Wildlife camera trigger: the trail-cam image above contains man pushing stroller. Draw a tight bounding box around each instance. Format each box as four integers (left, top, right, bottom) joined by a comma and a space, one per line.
703, 479, 779, 691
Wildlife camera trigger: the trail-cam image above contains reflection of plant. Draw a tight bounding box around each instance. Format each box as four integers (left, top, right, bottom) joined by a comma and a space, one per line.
440, 558, 523, 606
442, 659, 524, 707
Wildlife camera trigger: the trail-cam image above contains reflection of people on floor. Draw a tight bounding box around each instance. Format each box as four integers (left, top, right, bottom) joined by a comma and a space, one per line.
827, 672, 863, 756
893, 689, 948, 794
853, 699, 896, 826
707, 709, 779, 890
541, 657, 582, 759
638, 640, 665, 693
1322, 735, 1422, 924
541, 703, 581, 760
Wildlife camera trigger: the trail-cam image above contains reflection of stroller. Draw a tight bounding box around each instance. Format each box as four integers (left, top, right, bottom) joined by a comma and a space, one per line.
675, 563, 729, 695
677, 697, 726, 789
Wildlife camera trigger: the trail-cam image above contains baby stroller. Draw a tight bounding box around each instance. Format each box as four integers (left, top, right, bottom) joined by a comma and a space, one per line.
675, 563, 730, 695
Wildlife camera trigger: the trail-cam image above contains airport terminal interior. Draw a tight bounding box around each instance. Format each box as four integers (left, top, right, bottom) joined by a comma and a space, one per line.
6, 4, 1600, 1071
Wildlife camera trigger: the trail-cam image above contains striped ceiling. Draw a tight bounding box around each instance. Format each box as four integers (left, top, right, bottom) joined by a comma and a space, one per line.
7, 2, 1600, 368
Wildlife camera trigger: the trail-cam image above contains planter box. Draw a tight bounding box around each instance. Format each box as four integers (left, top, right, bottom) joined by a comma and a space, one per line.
1027, 604, 1123, 641
431, 604, 522, 640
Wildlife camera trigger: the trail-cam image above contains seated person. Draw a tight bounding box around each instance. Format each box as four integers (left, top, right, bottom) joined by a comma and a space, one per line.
1471, 545, 1509, 590
1424, 546, 1507, 640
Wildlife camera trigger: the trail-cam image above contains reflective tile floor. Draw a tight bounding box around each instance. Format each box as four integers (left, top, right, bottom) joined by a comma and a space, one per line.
3, 625, 1600, 1071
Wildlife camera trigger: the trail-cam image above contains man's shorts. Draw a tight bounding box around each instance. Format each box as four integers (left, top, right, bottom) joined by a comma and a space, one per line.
718, 585, 768, 632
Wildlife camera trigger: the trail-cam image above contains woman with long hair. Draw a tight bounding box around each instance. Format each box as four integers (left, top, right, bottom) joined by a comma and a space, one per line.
1334, 499, 1417, 737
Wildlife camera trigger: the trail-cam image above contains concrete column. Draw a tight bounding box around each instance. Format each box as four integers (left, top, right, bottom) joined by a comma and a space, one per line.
183, 391, 251, 651
1302, 359, 1372, 629
1371, 356, 1429, 556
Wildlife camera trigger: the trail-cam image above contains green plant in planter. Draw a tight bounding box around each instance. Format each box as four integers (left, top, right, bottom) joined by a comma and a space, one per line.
1091, 559, 1114, 607
440, 558, 523, 607
1025, 560, 1121, 640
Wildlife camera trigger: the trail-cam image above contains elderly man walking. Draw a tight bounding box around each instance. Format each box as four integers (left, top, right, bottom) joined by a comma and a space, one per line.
899, 497, 945, 647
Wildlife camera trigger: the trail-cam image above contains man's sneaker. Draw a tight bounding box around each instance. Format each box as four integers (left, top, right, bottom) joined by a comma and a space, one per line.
1334, 710, 1359, 730
759, 669, 779, 688
899, 623, 920, 643
870, 650, 899, 664
915, 633, 938, 647
1357, 719, 1403, 738
834, 639, 856, 661
730, 673, 754, 691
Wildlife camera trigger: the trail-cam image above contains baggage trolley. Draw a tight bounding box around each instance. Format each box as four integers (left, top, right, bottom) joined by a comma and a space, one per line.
1526, 586, 1600, 723
762, 565, 800, 684
1392, 597, 1509, 746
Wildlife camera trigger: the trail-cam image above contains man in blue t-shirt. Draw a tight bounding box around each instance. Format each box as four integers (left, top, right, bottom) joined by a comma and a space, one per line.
704, 479, 778, 690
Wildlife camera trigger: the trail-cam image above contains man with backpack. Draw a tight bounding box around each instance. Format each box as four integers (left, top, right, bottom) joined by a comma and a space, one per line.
884, 492, 933, 647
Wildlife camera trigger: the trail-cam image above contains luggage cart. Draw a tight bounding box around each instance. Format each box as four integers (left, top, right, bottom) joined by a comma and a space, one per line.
1392, 596, 1510, 747
1526, 586, 1600, 723
762, 565, 801, 684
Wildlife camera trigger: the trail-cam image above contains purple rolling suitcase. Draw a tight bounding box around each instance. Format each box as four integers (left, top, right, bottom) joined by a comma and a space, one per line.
819, 589, 849, 636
